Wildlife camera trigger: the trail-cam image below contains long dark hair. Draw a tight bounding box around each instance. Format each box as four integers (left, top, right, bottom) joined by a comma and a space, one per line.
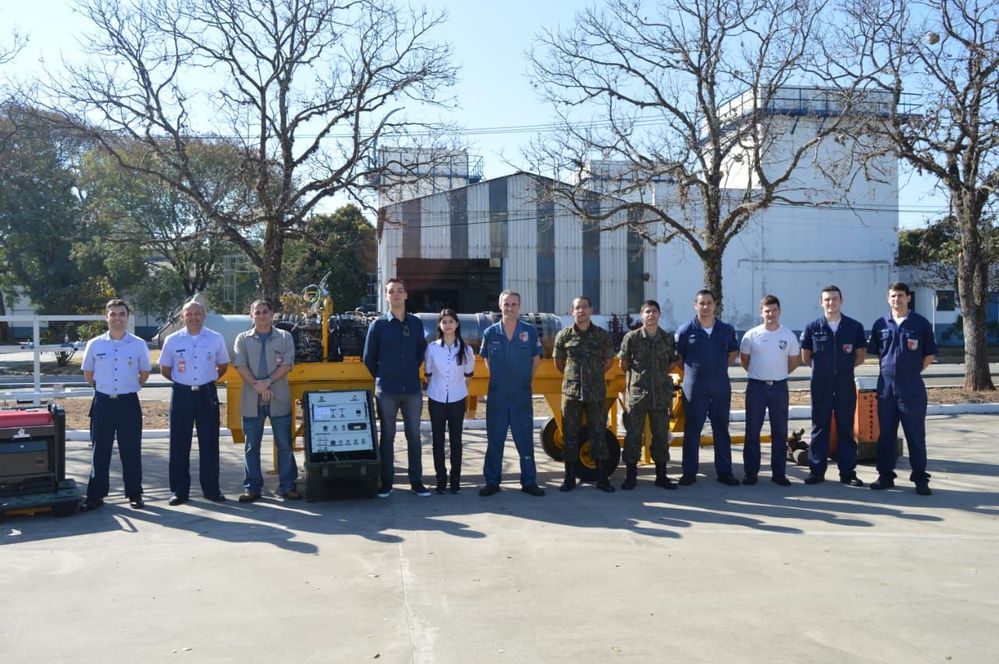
436, 308, 468, 365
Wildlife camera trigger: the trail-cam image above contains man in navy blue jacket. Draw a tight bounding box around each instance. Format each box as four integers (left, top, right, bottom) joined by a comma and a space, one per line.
363, 278, 429, 498
800, 285, 868, 486
867, 282, 937, 496
675, 290, 740, 486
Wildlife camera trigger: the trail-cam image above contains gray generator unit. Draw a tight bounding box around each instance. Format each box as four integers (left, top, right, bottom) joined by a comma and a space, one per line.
302, 390, 380, 500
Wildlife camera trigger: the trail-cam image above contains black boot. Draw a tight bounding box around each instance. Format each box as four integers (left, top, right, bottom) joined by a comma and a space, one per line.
596, 461, 616, 493
621, 463, 638, 490
559, 461, 577, 492
655, 463, 677, 490
435, 476, 448, 494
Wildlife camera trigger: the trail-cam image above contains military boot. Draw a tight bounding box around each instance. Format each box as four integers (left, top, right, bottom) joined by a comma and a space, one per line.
559, 461, 577, 492
596, 461, 616, 493
654, 463, 677, 490
621, 463, 638, 491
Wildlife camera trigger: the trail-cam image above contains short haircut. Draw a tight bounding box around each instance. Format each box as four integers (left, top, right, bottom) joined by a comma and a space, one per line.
385, 277, 406, 291
695, 289, 715, 302
105, 298, 130, 315
499, 290, 521, 305
573, 295, 592, 308
820, 285, 842, 298
888, 281, 911, 295
760, 294, 781, 308
182, 300, 206, 315
640, 299, 661, 313
249, 298, 273, 313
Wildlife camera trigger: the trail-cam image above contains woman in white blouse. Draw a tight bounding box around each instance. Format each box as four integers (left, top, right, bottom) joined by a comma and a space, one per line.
424, 309, 475, 494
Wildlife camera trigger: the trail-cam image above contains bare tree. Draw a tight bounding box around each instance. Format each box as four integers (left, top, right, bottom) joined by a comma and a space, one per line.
833, 0, 998, 390
42, 0, 457, 301
527, 0, 870, 312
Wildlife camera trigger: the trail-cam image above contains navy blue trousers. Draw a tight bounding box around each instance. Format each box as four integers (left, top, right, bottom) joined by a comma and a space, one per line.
87, 392, 143, 501
743, 379, 789, 478
876, 390, 929, 483
484, 394, 537, 486
169, 383, 222, 498
809, 386, 858, 478
681, 387, 734, 477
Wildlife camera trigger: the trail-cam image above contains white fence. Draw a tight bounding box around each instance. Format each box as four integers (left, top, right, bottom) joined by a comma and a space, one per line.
0, 313, 124, 405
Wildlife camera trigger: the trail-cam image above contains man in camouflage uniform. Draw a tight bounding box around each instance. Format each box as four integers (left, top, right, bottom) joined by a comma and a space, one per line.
618, 300, 680, 490
553, 296, 616, 493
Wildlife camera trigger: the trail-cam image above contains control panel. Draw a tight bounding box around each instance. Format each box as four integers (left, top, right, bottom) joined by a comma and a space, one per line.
304, 390, 375, 454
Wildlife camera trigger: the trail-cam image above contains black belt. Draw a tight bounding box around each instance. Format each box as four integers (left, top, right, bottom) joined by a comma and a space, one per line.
95, 391, 137, 399
172, 382, 217, 392
749, 378, 787, 386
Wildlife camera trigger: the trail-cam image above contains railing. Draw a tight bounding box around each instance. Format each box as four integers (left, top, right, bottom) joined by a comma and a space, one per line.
0, 314, 128, 406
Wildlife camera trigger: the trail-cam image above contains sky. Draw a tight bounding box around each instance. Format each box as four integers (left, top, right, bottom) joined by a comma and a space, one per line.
2, 0, 948, 228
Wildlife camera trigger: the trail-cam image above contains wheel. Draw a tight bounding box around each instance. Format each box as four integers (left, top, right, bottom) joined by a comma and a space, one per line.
540, 417, 565, 461
575, 428, 622, 482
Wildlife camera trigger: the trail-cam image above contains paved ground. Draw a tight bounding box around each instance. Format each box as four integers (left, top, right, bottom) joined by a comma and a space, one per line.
2, 416, 999, 663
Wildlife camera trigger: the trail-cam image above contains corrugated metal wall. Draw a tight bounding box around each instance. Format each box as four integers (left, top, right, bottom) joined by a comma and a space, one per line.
378, 172, 640, 315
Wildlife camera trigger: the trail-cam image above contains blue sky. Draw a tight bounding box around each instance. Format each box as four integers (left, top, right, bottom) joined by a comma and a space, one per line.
3, 0, 947, 228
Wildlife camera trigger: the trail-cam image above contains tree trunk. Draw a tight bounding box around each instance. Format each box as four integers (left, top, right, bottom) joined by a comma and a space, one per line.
956, 201, 995, 391
702, 246, 725, 316
258, 221, 285, 305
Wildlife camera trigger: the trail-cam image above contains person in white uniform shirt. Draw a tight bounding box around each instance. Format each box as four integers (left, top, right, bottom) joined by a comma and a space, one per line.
424, 309, 475, 494
159, 300, 231, 505
739, 294, 801, 486
79, 299, 151, 512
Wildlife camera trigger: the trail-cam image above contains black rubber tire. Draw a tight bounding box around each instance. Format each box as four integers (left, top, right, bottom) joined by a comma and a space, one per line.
574, 428, 622, 482
540, 417, 565, 461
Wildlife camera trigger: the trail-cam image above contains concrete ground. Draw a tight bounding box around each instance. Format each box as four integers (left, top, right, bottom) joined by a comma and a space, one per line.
2, 415, 999, 663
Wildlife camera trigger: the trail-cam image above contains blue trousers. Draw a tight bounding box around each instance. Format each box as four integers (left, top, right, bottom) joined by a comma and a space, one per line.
484, 393, 537, 486
242, 405, 297, 493
876, 390, 929, 483
87, 392, 143, 501
809, 386, 858, 478
375, 391, 424, 488
169, 383, 222, 498
681, 387, 734, 477
743, 379, 789, 478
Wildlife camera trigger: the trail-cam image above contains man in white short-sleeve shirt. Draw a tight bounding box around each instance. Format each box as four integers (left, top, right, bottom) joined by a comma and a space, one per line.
159, 299, 230, 505
739, 294, 800, 486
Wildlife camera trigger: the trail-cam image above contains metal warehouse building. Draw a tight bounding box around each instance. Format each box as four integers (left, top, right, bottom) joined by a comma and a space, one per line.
377, 170, 655, 316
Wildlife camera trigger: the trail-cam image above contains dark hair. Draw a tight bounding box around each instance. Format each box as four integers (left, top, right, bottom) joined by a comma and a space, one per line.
573, 295, 592, 308
640, 299, 661, 313
385, 277, 407, 290
820, 285, 842, 298
499, 290, 521, 305
249, 298, 273, 313
436, 309, 469, 366
105, 298, 130, 315
695, 289, 715, 302
760, 294, 781, 308
888, 281, 911, 295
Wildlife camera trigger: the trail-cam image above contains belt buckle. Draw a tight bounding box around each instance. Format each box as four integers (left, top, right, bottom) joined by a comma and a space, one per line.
191, 385, 200, 391
108, 393, 118, 399
765, 380, 774, 386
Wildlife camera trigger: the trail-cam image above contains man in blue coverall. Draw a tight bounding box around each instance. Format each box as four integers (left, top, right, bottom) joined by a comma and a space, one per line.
867, 282, 937, 496
675, 289, 741, 486
479, 290, 546, 497
800, 285, 868, 486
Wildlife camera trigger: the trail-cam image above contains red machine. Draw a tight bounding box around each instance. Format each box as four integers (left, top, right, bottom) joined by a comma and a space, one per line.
0, 403, 81, 519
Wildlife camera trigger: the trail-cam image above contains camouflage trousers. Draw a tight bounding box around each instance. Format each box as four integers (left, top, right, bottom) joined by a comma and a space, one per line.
561, 397, 609, 464
622, 400, 671, 466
